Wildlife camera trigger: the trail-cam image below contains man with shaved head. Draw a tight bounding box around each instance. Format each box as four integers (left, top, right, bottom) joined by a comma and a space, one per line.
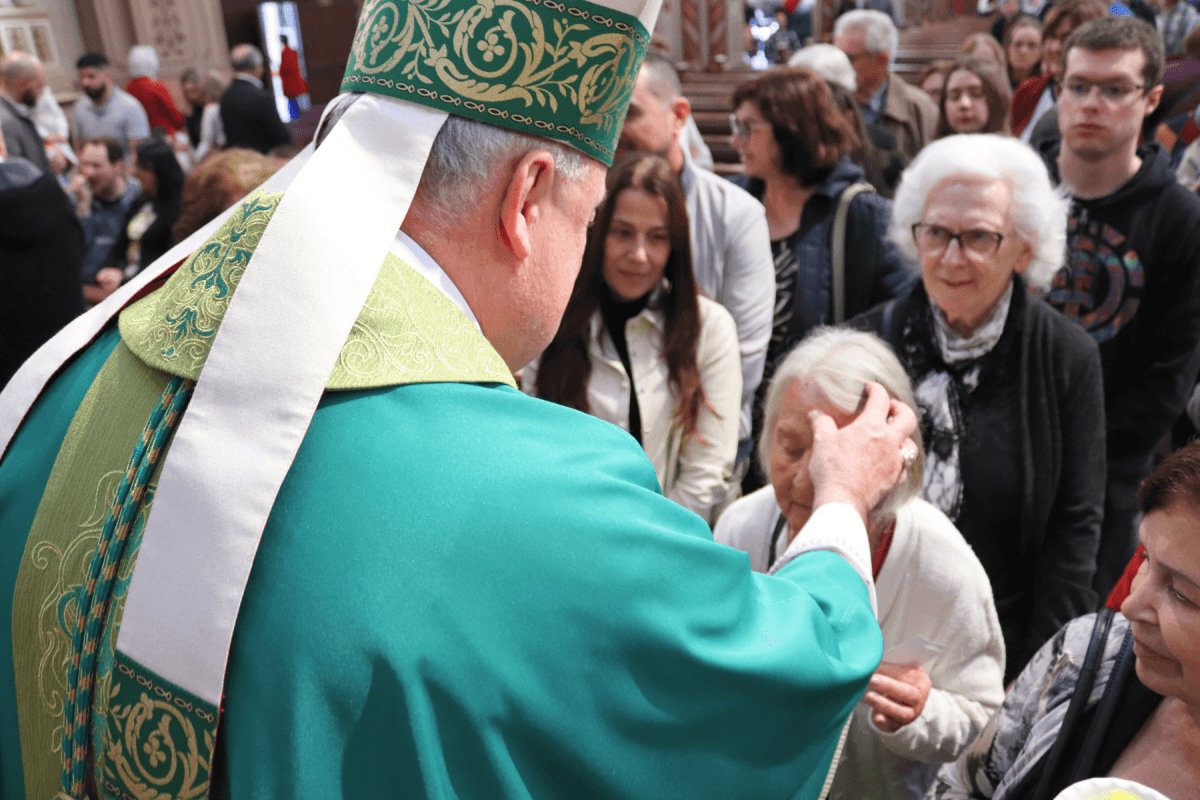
0, 53, 51, 175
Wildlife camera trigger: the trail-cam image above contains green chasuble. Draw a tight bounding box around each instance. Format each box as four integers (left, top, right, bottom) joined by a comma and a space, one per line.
1, 193, 882, 800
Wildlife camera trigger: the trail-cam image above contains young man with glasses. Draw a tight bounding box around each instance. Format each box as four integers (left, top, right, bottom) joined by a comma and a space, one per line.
1045, 16, 1200, 598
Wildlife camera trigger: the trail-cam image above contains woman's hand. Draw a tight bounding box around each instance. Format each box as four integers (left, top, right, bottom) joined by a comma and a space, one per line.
864, 662, 932, 733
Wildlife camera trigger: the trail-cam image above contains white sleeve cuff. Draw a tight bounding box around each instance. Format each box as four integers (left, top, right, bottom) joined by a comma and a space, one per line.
767, 503, 877, 618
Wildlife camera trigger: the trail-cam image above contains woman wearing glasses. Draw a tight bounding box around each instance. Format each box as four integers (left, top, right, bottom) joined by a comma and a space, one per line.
853, 134, 1106, 683
728, 67, 915, 488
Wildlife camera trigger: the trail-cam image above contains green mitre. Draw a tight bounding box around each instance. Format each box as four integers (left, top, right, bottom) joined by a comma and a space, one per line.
341, 0, 649, 164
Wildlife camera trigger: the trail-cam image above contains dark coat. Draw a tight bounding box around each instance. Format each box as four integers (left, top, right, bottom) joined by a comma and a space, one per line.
853, 277, 1106, 675
219, 76, 293, 155
0, 158, 84, 388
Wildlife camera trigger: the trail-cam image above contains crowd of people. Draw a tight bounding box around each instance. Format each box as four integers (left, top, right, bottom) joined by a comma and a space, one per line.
2, 0, 1200, 798
515, 6, 1200, 798
0, 43, 293, 386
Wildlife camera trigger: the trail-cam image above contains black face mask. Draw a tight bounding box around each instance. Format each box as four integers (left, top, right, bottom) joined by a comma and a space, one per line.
775, 126, 834, 187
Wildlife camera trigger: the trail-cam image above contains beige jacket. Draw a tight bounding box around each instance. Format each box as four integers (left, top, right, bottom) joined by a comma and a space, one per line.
524, 295, 742, 524
881, 75, 940, 162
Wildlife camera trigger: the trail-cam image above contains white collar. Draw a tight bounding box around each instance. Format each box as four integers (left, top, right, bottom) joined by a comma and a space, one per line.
234, 73, 264, 89
388, 230, 482, 333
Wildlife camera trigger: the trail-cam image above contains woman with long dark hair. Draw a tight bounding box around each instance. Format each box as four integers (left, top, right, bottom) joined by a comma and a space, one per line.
525, 154, 742, 524
106, 137, 184, 278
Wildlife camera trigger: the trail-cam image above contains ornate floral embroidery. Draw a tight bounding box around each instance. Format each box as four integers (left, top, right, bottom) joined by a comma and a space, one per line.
101, 652, 216, 800
120, 194, 280, 376
341, 0, 649, 163
121, 192, 516, 390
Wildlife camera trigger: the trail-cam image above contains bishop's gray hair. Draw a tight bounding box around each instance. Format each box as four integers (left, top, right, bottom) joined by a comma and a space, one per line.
315, 94, 592, 230
760, 327, 923, 520
834, 10, 899, 64
230, 44, 264, 73
888, 133, 1069, 291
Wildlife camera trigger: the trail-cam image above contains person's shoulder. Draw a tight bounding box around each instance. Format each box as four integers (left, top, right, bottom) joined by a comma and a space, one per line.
1025, 292, 1100, 356
713, 485, 779, 549
690, 163, 765, 213
893, 75, 937, 114
898, 498, 979, 558
892, 498, 995, 595
697, 295, 737, 334
112, 87, 145, 112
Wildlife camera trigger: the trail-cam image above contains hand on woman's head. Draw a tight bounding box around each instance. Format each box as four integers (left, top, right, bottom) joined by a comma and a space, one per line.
806, 382, 917, 522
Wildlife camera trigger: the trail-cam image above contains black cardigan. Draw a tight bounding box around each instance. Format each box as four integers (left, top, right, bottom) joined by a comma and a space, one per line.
853, 277, 1107, 675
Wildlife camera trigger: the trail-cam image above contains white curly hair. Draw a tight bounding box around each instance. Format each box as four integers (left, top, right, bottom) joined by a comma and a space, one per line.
888, 133, 1070, 291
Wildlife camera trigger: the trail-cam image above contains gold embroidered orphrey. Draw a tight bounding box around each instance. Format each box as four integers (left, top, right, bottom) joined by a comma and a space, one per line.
341, 0, 649, 163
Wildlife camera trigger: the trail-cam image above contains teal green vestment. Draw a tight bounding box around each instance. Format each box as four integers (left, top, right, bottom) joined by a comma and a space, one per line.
1, 195, 882, 800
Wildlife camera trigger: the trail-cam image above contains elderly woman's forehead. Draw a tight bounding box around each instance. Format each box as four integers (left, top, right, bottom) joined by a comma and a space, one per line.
923, 174, 1014, 211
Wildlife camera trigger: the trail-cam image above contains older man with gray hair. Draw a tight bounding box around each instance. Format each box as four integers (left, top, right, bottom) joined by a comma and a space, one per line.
0, 52, 51, 175
219, 42, 292, 154
834, 10, 938, 160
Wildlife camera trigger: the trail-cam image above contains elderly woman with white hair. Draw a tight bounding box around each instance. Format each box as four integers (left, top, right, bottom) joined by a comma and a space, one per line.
715, 327, 1006, 800
853, 133, 1106, 683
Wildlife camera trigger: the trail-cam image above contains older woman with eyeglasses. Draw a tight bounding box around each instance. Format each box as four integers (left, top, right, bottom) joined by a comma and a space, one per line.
853, 134, 1107, 683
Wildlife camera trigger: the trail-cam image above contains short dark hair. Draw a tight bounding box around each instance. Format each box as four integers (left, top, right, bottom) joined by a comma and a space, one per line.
76, 52, 109, 70
1064, 16, 1164, 89
732, 67, 858, 185
1139, 440, 1200, 516
82, 136, 125, 164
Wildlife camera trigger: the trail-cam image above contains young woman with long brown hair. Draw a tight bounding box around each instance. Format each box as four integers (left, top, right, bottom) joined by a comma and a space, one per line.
524, 154, 742, 523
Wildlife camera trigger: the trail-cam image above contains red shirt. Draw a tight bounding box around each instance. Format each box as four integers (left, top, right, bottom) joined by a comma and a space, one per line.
126, 77, 185, 135
279, 47, 309, 100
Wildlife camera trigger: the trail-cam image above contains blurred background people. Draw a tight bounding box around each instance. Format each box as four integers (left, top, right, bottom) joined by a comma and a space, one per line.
728, 67, 915, 490
527, 155, 742, 524
835, 10, 941, 161
125, 45, 184, 138
220, 44, 293, 155
854, 134, 1106, 682
960, 31, 1008, 68
716, 327, 1005, 800
917, 59, 954, 107
936, 56, 1013, 135
72, 52, 150, 155
790, 43, 908, 196
1004, 13, 1043, 88
277, 34, 309, 121
71, 136, 143, 305
0, 53, 52, 176
190, 70, 227, 164
0, 126, 84, 388
100, 138, 183, 283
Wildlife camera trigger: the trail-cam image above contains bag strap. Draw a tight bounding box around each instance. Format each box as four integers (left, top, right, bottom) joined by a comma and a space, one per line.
830, 182, 874, 325
1028, 608, 1115, 800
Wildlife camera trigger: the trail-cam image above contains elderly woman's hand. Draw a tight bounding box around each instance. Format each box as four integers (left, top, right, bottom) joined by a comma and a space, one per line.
864, 663, 933, 732
807, 382, 918, 522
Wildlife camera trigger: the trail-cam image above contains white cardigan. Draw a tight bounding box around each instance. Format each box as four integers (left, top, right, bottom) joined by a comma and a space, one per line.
714, 488, 1006, 800
524, 295, 741, 523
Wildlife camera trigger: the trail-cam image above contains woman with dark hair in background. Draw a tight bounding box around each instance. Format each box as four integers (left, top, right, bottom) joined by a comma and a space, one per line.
728, 66, 914, 488
937, 56, 1014, 136
103, 137, 184, 280
525, 155, 742, 524
1004, 14, 1043, 89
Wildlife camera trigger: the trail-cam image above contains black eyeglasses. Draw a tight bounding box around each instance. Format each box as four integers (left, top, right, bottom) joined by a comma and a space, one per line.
1056, 78, 1147, 105
912, 223, 1004, 257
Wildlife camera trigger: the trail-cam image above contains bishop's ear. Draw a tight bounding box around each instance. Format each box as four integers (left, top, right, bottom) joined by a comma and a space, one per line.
497, 149, 558, 262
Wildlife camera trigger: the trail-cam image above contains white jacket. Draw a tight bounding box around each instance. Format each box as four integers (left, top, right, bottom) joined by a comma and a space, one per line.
525, 295, 741, 523
714, 488, 1006, 800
